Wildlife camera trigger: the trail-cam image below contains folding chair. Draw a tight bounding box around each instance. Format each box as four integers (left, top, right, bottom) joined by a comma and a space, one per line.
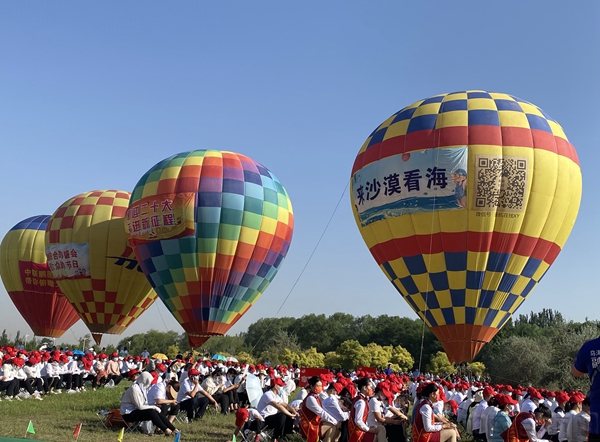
96, 409, 141, 433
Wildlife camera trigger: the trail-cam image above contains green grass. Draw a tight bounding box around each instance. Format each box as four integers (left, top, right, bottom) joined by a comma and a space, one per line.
0, 382, 239, 442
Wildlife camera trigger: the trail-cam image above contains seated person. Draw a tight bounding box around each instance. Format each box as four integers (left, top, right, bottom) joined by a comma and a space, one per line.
234, 407, 266, 442
177, 368, 219, 421
201, 369, 230, 415
148, 377, 180, 424
120, 372, 180, 436
300, 376, 340, 442
257, 377, 298, 441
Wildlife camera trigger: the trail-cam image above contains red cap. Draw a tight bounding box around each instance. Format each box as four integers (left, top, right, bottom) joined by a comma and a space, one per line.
483, 386, 495, 396
503, 385, 514, 392
111, 352, 118, 358
272, 378, 286, 387
188, 369, 200, 377
156, 363, 166, 373
495, 394, 517, 407
569, 392, 586, 403
529, 389, 543, 400
235, 408, 249, 427
380, 388, 394, 404
556, 392, 570, 403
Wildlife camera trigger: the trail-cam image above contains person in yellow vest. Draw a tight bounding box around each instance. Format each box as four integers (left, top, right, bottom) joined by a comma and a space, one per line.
300, 376, 341, 442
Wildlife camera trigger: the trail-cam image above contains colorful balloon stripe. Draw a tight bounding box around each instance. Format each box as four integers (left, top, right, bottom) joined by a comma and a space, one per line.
127, 150, 294, 348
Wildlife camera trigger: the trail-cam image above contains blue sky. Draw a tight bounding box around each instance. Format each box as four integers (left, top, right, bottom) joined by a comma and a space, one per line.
0, 2, 598, 347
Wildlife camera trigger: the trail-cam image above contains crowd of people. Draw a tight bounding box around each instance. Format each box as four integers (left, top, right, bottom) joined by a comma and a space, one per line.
0, 344, 596, 442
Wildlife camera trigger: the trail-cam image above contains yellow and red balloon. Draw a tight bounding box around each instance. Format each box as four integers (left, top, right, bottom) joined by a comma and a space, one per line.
0, 215, 80, 338
351, 91, 581, 362
45, 190, 157, 344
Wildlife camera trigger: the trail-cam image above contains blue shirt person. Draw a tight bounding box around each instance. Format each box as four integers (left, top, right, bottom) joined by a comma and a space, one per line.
572, 336, 600, 439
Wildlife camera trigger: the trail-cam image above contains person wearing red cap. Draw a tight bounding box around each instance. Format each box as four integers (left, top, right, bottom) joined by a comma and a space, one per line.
369, 385, 408, 442
300, 376, 340, 442
348, 377, 387, 442
567, 396, 591, 442
201, 369, 231, 415
504, 404, 552, 442
481, 395, 499, 442
256, 377, 298, 441
560, 393, 585, 442
547, 392, 570, 442
490, 394, 518, 442
93, 355, 109, 389
472, 386, 494, 442
176, 368, 219, 422
0, 358, 20, 400
521, 389, 543, 414
234, 407, 265, 442
412, 382, 458, 442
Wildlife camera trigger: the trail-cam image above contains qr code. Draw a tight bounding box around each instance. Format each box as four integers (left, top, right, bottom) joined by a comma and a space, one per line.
475, 156, 528, 211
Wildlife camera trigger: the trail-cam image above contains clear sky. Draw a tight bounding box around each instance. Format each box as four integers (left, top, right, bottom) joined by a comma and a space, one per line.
0, 1, 598, 347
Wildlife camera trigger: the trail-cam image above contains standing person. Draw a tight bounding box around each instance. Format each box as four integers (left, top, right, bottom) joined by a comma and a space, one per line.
300, 376, 340, 442
490, 394, 518, 442
412, 382, 458, 442
256, 377, 298, 442
567, 397, 590, 442
572, 339, 600, 442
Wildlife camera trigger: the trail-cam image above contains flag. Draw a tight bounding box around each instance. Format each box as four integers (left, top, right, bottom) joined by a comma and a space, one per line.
117, 427, 124, 442
26, 421, 35, 435
174, 432, 181, 442
73, 423, 82, 437
232, 435, 236, 442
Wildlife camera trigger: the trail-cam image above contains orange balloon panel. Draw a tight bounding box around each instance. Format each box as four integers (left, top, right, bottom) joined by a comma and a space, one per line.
45, 190, 157, 336
0, 215, 80, 337
351, 91, 581, 362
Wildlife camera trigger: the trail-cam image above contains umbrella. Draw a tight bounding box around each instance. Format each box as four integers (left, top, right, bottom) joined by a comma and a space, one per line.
72, 350, 85, 355
226, 356, 238, 363
246, 374, 263, 408
212, 354, 226, 361
152, 353, 168, 360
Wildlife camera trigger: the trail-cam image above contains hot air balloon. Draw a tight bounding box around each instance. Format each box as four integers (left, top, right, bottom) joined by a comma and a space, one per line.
125, 150, 294, 348
350, 91, 581, 362
45, 190, 158, 344
0, 215, 80, 338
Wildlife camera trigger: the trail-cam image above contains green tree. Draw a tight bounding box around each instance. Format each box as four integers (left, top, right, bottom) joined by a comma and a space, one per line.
166, 345, 179, 359
390, 345, 414, 371
469, 362, 486, 377
336, 340, 370, 370
427, 352, 456, 375
365, 343, 391, 368
235, 351, 254, 364
324, 351, 341, 368
296, 348, 325, 368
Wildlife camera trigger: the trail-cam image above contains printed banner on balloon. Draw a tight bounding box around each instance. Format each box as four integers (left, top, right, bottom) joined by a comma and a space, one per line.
18, 261, 58, 293
45, 243, 90, 279
352, 147, 468, 226
125, 192, 195, 243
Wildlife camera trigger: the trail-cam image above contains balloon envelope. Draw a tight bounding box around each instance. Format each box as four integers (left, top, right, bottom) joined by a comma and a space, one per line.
126, 150, 294, 348
351, 91, 581, 362
0, 215, 80, 338
45, 190, 157, 340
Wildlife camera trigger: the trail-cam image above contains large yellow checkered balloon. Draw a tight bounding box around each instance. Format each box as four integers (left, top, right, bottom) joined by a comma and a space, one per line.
351, 91, 581, 362
45, 190, 157, 344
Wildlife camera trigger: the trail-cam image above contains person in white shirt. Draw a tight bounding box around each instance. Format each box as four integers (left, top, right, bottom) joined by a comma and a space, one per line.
120, 372, 179, 436
513, 405, 552, 442
148, 378, 179, 424
348, 377, 387, 442
521, 389, 543, 414
472, 387, 494, 440
482, 395, 499, 442
548, 391, 570, 442
176, 368, 218, 422
299, 376, 339, 442
23, 357, 44, 398
567, 397, 590, 442
413, 382, 458, 442
322, 383, 349, 424
257, 377, 298, 440
560, 394, 585, 442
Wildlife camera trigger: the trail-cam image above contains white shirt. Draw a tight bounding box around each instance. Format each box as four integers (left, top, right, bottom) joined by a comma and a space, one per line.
257, 389, 283, 418
177, 378, 202, 403
306, 394, 337, 425
521, 398, 538, 414
458, 398, 473, 425
560, 410, 578, 441
352, 396, 370, 432
367, 397, 384, 427
482, 405, 498, 440
148, 381, 167, 406
473, 399, 488, 431
567, 411, 590, 442
419, 401, 443, 432
521, 416, 548, 442
548, 406, 565, 436
322, 394, 349, 424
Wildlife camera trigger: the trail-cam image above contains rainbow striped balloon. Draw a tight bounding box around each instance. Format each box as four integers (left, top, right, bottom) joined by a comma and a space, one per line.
126, 150, 294, 348
351, 91, 581, 362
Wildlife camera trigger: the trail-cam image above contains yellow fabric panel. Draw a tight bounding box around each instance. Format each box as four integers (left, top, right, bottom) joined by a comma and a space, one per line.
386, 216, 416, 240
491, 313, 506, 328
383, 120, 410, 140
553, 164, 582, 247
508, 295, 528, 314
548, 120, 567, 139
490, 292, 509, 310
217, 238, 238, 255
239, 226, 260, 245
430, 309, 446, 326
411, 294, 427, 312
465, 289, 479, 308
392, 279, 407, 296
159, 165, 182, 180
413, 103, 442, 116
488, 92, 514, 100
141, 180, 159, 199
438, 210, 468, 233
498, 110, 530, 128
174, 281, 189, 297
359, 224, 379, 250
468, 98, 498, 110
467, 251, 489, 272
183, 154, 206, 167
474, 308, 488, 326
422, 252, 447, 274
482, 271, 503, 291
435, 110, 468, 128
453, 307, 466, 324
518, 102, 544, 117
260, 217, 277, 235
412, 212, 441, 236
412, 273, 433, 292
504, 254, 530, 276
436, 290, 453, 308
511, 276, 532, 294
170, 296, 184, 312
387, 258, 410, 279
533, 261, 550, 281
444, 92, 468, 101
377, 114, 397, 130
447, 271, 466, 290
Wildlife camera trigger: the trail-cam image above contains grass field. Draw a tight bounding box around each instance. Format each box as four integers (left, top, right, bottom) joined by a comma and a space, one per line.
0, 381, 243, 442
